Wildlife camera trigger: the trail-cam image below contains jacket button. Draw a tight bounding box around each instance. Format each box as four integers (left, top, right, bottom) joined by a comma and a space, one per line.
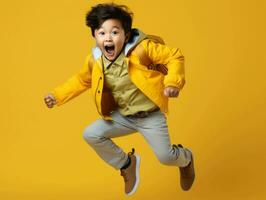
98, 90, 100, 93
100, 77, 102, 80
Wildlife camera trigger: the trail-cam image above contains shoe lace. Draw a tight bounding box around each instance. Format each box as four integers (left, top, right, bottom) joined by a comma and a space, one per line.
120, 170, 128, 182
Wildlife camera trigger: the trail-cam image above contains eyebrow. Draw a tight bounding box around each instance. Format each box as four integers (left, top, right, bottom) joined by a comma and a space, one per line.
99, 25, 121, 30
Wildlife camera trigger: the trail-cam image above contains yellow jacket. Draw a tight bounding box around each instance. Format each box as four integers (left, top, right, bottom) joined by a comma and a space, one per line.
51, 29, 185, 120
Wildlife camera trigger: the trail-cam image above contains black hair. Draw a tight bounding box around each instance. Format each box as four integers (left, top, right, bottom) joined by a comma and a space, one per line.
86, 3, 133, 37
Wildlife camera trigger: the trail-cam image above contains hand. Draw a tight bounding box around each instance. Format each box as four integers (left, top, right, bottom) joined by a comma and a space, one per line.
164, 86, 179, 98
44, 93, 57, 108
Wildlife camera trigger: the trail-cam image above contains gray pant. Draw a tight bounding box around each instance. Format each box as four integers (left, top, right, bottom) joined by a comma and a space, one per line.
83, 110, 192, 170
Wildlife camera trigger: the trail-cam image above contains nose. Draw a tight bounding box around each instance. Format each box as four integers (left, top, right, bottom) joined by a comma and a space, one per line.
105, 33, 112, 41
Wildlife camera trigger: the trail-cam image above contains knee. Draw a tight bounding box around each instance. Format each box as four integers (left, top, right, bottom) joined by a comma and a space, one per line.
83, 126, 102, 144
156, 152, 173, 166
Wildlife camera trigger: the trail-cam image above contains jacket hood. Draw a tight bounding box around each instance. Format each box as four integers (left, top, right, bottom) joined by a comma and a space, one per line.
91, 28, 147, 60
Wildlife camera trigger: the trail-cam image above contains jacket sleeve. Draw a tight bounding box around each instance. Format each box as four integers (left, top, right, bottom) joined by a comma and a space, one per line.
51, 54, 92, 106
142, 39, 185, 91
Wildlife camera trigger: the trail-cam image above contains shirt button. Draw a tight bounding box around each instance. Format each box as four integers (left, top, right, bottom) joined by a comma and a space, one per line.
100, 77, 102, 80
98, 90, 100, 93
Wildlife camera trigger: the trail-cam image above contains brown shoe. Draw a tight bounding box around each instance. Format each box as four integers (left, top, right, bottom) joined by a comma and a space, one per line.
177, 144, 195, 191
120, 148, 141, 196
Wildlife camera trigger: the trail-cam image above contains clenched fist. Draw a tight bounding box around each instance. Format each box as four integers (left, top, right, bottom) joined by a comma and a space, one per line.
44, 93, 57, 108
164, 86, 179, 97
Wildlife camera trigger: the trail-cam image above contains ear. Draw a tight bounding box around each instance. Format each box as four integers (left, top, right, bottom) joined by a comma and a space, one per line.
125, 32, 131, 43
93, 29, 98, 38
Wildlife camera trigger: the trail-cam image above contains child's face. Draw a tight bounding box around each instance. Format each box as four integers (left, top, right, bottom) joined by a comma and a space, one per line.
94, 19, 129, 61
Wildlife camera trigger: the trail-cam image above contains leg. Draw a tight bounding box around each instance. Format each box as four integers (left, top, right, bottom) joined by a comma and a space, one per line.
83, 111, 137, 170
84, 111, 141, 195
132, 110, 191, 167
132, 110, 195, 190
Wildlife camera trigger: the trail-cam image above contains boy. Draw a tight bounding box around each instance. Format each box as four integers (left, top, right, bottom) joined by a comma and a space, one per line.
44, 3, 195, 196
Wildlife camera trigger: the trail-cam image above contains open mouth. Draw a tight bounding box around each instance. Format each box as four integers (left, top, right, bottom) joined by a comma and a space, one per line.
104, 44, 115, 58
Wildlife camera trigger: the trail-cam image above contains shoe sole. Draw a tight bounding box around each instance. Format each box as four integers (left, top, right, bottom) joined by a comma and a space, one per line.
126, 155, 141, 196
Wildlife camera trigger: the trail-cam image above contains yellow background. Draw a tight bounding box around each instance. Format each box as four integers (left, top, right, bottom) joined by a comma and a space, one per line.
1, 0, 266, 199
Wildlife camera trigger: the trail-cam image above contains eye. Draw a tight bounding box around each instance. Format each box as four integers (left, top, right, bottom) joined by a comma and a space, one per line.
98, 31, 105, 36
111, 30, 119, 36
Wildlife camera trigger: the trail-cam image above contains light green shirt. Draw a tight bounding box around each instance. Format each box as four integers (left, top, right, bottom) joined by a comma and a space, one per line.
102, 52, 158, 116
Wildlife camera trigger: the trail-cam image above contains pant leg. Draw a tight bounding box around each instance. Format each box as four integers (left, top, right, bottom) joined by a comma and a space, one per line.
83, 111, 137, 170
130, 110, 191, 167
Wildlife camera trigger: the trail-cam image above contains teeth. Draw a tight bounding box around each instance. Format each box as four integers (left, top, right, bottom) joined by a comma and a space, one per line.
105, 46, 114, 49
105, 44, 114, 47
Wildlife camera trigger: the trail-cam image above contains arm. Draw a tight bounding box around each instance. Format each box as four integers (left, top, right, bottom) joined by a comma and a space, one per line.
49, 54, 93, 106
141, 39, 185, 92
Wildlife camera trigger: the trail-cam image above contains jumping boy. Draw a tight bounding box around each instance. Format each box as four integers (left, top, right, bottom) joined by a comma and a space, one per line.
44, 3, 195, 196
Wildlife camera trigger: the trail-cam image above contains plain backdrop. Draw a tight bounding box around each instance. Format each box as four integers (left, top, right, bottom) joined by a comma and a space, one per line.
1, 0, 266, 199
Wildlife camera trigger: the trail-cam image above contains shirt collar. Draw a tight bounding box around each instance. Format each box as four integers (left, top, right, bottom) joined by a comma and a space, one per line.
102, 51, 125, 69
